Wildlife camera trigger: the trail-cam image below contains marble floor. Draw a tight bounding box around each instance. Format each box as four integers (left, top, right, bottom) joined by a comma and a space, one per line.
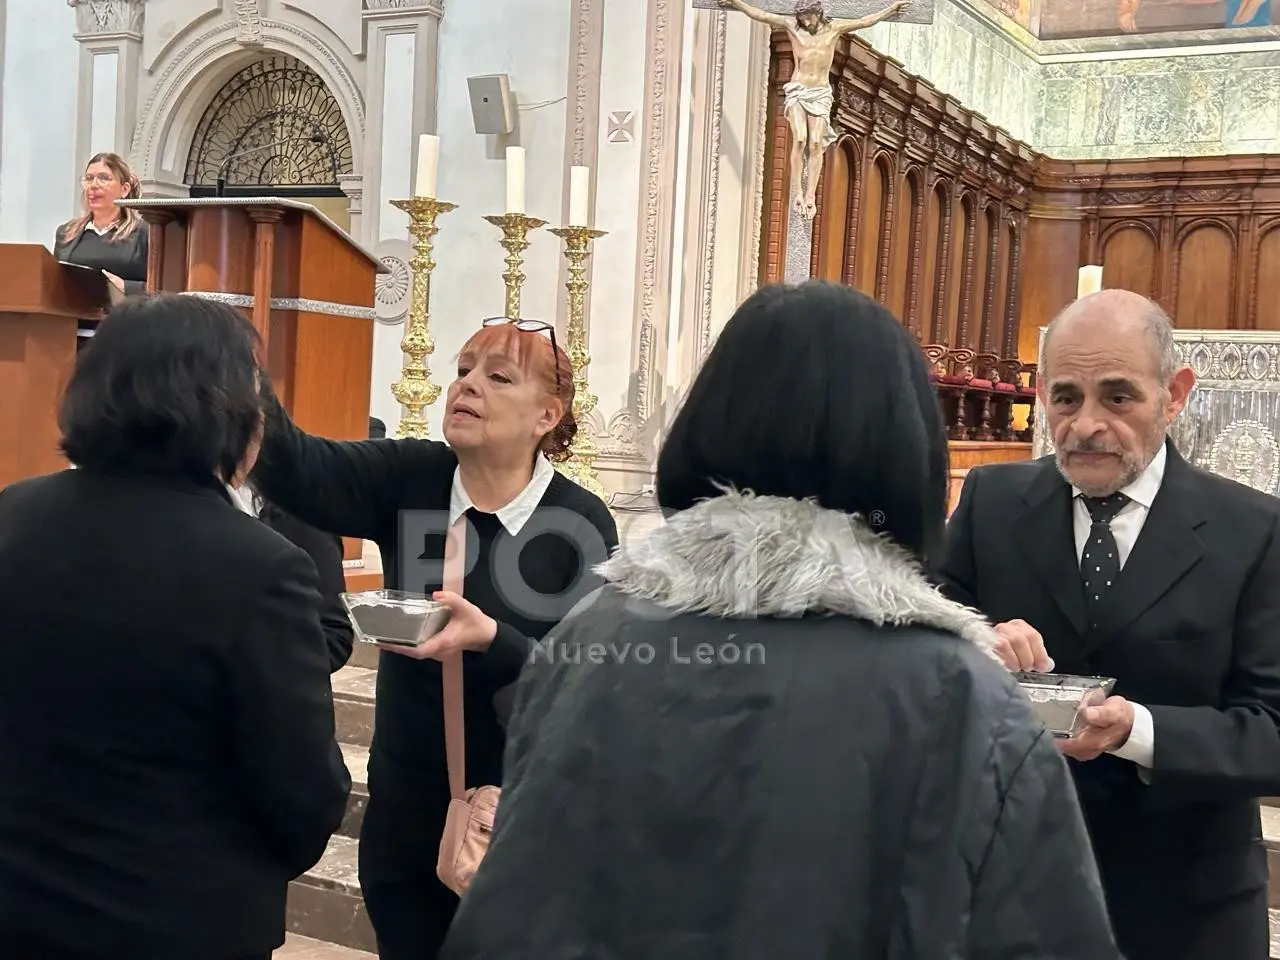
274, 933, 375, 959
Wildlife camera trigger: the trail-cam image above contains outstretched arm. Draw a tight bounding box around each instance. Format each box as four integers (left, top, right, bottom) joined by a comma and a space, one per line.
831, 0, 911, 32
719, 0, 792, 28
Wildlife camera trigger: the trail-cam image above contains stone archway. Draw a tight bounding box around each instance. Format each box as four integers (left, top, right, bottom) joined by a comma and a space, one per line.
183, 54, 354, 195
131, 18, 364, 200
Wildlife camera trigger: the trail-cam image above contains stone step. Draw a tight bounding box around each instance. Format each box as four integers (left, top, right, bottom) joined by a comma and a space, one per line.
1272, 908, 1280, 959
288, 835, 376, 954
348, 640, 381, 672
338, 740, 369, 840
333, 665, 376, 748
275, 933, 376, 959
1264, 805, 1280, 909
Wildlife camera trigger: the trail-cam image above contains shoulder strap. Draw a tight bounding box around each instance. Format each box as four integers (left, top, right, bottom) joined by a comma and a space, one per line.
442, 516, 467, 801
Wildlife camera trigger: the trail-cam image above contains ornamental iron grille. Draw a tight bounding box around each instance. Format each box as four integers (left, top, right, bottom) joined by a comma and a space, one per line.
184, 55, 353, 192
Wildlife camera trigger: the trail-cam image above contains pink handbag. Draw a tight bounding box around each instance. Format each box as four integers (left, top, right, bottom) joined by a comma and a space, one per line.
436, 518, 501, 896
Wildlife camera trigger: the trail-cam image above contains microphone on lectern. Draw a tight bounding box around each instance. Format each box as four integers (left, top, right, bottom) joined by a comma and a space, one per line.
214, 132, 326, 198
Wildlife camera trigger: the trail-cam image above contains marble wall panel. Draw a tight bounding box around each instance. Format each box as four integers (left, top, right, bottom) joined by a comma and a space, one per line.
861, 0, 1040, 143
1036, 50, 1280, 158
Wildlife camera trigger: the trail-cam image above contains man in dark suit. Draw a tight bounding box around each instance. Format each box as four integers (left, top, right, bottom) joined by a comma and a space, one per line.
941, 288, 1280, 960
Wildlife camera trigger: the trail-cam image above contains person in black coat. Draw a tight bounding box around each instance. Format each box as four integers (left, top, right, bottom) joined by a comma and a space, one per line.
939, 289, 1280, 960
251, 316, 618, 959
439, 282, 1121, 960
0, 294, 351, 960
230, 485, 355, 673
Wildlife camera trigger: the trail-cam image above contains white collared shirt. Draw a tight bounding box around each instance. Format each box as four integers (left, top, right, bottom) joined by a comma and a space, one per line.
1069, 442, 1168, 771
85, 220, 117, 236
448, 454, 555, 535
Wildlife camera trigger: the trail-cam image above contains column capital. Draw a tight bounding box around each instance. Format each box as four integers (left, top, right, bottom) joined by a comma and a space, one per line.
67, 0, 144, 39
363, 0, 443, 19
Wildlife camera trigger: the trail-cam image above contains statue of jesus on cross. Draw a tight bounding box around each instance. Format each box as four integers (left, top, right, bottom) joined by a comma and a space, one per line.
721, 0, 912, 219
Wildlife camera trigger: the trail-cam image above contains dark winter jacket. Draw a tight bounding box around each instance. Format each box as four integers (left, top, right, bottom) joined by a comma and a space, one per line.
441, 490, 1122, 960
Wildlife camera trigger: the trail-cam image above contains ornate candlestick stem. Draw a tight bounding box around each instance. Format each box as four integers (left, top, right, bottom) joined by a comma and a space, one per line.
484, 213, 547, 318
549, 225, 608, 500
388, 196, 457, 438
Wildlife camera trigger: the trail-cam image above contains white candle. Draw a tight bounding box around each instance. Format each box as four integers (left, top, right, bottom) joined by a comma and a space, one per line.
505, 146, 526, 215
569, 165, 590, 226
1077, 264, 1103, 299
414, 134, 439, 198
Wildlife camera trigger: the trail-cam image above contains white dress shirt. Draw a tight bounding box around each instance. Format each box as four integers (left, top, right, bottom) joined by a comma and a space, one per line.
448, 454, 555, 536
1070, 442, 1166, 770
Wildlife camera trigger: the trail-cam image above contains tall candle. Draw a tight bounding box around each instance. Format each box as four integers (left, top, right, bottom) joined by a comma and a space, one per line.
414, 134, 439, 198
505, 146, 526, 215
1077, 264, 1103, 299
569, 165, 590, 226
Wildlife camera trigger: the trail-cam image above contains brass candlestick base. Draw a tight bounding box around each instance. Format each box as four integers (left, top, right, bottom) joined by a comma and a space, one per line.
389, 197, 457, 439
549, 225, 608, 501
484, 213, 547, 319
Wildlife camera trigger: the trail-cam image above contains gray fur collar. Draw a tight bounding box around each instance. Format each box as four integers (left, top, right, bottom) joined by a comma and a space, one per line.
599, 490, 999, 654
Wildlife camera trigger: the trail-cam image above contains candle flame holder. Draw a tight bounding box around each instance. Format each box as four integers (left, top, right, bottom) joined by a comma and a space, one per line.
484, 213, 547, 319
549, 225, 608, 500
388, 196, 457, 438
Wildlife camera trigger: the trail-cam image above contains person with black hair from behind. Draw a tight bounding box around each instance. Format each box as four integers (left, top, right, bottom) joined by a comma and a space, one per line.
441, 281, 1122, 960
0, 294, 350, 960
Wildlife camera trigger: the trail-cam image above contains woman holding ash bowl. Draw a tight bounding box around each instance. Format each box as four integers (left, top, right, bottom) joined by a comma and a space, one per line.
440, 281, 1122, 960
251, 316, 618, 960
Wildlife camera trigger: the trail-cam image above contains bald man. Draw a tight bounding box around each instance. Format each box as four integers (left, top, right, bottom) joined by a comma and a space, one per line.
940, 290, 1280, 960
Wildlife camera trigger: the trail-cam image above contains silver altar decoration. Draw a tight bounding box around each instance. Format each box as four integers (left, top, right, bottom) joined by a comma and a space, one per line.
1032, 328, 1280, 498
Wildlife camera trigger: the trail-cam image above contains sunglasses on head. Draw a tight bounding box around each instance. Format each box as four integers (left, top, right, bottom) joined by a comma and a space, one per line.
481, 317, 560, 390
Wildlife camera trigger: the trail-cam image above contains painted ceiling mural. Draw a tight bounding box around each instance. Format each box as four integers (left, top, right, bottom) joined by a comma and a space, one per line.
977, 0, 1275, 39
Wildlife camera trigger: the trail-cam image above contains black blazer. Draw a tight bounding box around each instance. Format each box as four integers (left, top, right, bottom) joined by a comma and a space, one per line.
54, 219, 149, 294
260, 500, 354, 673
0, 468, 351, 959
939, 441, 1280, 960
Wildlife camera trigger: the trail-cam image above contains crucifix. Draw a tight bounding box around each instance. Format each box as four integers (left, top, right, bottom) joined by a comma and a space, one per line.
699, 0, 931, 281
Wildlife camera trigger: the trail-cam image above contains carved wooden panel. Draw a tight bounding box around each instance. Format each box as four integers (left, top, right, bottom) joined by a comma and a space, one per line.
760, 33, 1280, 356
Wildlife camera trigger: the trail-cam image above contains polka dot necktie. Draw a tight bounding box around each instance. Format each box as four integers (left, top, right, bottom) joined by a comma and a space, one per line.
1080, 493, 1129, 626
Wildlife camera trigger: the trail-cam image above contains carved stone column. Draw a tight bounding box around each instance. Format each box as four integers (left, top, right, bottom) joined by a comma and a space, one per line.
67, 0, 145, 205
338, 174, 364, 241
361, 0, 445, 248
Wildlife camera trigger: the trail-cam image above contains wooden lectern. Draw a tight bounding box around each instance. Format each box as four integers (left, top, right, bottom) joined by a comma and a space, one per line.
118, 198, 388, 560
0, 245, 110, 488
117, 198, 387, 448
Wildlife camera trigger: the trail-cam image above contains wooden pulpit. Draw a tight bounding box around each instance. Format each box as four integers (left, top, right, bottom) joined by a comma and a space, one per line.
118, 198, 388, 560
117, 197, 387, 447
0, 245, 110, 488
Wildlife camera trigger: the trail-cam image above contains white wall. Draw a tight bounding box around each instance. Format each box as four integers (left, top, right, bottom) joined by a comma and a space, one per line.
390, 0, 575, 437
0, 0, 79, 243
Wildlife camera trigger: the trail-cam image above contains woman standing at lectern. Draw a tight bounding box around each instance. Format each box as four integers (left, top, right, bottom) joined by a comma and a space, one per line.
54, 152, 149, 297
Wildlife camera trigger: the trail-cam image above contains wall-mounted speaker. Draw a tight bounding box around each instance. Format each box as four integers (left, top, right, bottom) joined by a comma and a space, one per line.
467, 75, 516, 135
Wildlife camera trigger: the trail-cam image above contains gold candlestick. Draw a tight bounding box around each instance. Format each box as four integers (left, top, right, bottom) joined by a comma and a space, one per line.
549, 225, 608, 501
388, 196, 457, 439
484, 213, 547, 319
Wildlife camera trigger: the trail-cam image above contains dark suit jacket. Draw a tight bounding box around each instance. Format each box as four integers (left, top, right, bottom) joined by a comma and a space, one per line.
260, 501, 354, 673
940, 440, 1280, 960
0, 468, 351, 959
